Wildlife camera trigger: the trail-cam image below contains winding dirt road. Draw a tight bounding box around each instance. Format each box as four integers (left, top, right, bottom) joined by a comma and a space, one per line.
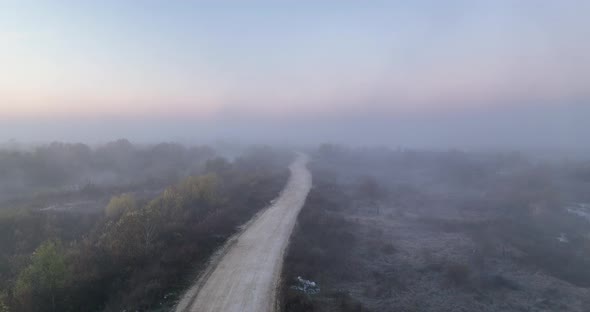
175, 153, 312, 312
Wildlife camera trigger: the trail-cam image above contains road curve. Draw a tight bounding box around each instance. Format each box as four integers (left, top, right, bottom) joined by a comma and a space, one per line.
175, 153, 312, 312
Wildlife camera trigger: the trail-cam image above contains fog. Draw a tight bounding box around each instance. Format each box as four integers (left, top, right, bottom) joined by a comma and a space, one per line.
2, 102, 588, 153
2, 2, 590, 311
3, 2, 588, 154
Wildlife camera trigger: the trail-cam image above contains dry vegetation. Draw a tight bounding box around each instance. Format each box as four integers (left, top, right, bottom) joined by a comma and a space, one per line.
280, 145, 590, 312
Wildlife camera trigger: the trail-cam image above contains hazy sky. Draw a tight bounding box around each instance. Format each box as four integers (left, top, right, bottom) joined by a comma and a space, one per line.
1, 1, 588, 147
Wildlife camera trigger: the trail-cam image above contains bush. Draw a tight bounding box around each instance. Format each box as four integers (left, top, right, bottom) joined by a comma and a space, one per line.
105, 193, 137, 219
445, 262, 472, 287
333, 291, 369, 312
283, 289, 314, 312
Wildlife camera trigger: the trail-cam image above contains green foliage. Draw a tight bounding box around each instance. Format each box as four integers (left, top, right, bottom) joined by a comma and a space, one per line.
102, 203, 162, 261
100, 174, 223, 264
105, 193, 137, 219
159, 173, 222, 221
14, 240, 68, 311
1, 149, 289, 312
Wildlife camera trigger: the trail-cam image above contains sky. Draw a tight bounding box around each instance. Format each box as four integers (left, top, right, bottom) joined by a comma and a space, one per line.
0, 0, 589, 148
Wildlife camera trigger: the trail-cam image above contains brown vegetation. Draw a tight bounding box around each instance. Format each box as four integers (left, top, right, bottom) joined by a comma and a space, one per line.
281, 146, 590, 311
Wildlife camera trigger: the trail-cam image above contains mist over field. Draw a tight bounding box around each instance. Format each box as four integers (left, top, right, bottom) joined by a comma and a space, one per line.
2, 101, 588, 152
1, 1, 590, 312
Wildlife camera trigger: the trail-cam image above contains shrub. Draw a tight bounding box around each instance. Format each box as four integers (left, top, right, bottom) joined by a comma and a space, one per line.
283, 289, 314, 312
105, 194, 137, 219
445, 262, 472, 287
333, 291, 369, 312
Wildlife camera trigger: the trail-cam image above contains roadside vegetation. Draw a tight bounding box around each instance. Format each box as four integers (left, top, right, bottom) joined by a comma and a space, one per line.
281, 174, 368, 312
0, 142, 290, 312
281, 144, 590, 311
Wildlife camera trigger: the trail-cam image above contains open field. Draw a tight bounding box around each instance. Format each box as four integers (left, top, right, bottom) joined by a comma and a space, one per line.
281, 146, 590, 312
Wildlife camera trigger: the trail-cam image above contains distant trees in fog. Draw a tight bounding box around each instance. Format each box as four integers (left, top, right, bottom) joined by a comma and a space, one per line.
0, 139, 216, 200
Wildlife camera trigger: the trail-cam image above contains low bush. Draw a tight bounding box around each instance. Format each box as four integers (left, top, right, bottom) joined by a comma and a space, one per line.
445, 262, 472, 287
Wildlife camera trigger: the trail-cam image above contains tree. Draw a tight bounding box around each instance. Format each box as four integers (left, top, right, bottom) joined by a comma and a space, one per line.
181, 173, 220, 206
105, 194, 137, 219
103, 203, 163, 262
14, 240, 68, 312
136, 206, 162, 256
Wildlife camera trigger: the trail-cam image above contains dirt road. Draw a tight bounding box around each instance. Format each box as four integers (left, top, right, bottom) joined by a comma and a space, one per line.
175, 153, 312, 312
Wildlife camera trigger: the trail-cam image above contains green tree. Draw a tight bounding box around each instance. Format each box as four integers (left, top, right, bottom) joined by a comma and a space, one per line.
103, 204, 163, 262
14, 240, 68, 312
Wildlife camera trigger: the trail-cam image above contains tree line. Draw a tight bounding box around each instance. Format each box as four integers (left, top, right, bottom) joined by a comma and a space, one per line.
0, 146, 291, 311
